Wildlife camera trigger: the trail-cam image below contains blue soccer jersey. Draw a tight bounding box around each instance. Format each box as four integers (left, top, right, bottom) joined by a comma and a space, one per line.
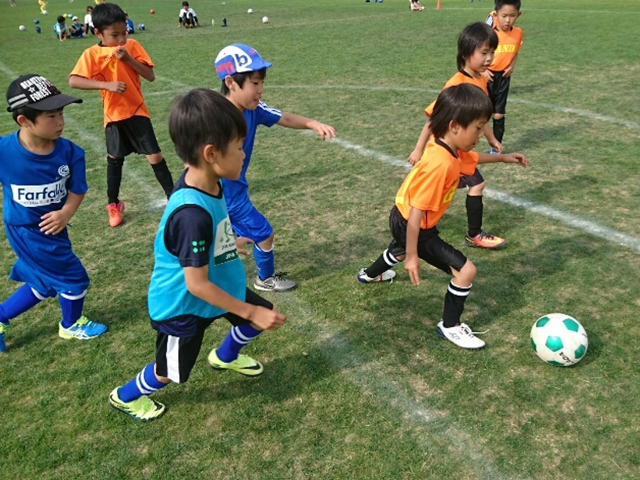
221, 101, 281, 219
0, 132, 88, 226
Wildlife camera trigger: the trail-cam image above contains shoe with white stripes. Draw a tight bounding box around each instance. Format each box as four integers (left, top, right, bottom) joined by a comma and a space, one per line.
58, 316, 107, 340
436, 320, 486, 350
357, 268, 396, 283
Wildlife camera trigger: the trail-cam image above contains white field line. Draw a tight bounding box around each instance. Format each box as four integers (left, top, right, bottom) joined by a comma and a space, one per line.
325, 134, 640, 254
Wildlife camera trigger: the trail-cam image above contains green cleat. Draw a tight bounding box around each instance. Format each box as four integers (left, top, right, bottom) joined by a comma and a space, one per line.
108, 388, 166, 422
0, 323, 7, 353
59, 316, 107, 340
207, 349, 264, 376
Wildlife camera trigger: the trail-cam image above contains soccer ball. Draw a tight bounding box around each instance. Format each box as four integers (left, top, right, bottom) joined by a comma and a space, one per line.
67, 13, 72, 18
137, 23, 145, 30
149, 9, 155, 14
530, 313, 588, 367
247, 8, 253, 13
262, 16, 269, 23
19, 25, 26, 31
34, 18, 40, 24
42, 10, 48, 14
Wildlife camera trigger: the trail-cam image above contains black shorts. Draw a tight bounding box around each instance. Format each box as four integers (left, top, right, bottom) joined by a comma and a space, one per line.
154, 288, 272, 383
105, 115, 161, 158
458, 168, 484, 189
387, 206, 467, 274
487, 70, 511, 115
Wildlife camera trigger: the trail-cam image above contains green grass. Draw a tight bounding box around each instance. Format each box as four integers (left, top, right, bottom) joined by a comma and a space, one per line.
1, 0, 640, 478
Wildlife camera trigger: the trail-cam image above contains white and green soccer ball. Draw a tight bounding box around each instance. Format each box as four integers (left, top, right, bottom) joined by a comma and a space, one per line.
530, 313, 588, 366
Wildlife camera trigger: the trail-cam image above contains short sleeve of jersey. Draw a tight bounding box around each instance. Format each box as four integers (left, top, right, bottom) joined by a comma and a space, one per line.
66, 140, 89, 195
165, 206, 214, 268
126, 39, 153, 68
408, 160, 450, 212
459, 150, 479, 177
70, 46, 98, 80
256, 101, 282, 127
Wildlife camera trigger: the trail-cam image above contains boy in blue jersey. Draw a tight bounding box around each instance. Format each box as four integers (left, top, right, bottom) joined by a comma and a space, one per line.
108, 89, 286, 421
214, 44, 336, 292
0, 74, 107, 353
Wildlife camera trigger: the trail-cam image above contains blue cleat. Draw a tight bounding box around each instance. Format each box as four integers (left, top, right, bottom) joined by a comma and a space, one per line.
59, 316, 107, 340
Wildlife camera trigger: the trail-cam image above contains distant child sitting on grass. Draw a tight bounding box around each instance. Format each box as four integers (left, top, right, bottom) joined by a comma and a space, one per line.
0, 74, 108, 353
124, 11, 134, 34
215, 44, 336, 292
69, 16, 85, 38
69, 3, 175, 228
178, 1, 200, 28
108, 89, 286, 421
408, 22, 506, 250
484, 0, 523, 146
358, 85, 527, 349
54, 15, 69, 41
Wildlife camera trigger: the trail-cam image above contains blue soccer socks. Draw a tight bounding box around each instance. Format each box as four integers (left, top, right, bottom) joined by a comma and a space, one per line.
59, 291, 87, 328
216, 324, 262, 363
118, 362, 169, 403
254, 244, 275, 281
0, 284, 42, 325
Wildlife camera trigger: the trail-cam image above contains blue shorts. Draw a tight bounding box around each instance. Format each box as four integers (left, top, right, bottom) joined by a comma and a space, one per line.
5, 224, 90, 297
229, 204, 273, 244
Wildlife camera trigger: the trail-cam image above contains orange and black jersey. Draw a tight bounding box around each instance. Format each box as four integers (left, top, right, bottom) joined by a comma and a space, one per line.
424, 71, 488, 117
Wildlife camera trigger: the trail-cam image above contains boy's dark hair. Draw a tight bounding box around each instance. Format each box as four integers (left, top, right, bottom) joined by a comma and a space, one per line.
429, 84, 493, 139
86, 5, 92, 11
11, 106, 43, 125
220, 69, 267, 96
57, 15, 66, 23
457, 22, 498, 71
495, 0, 521, 11
92, 3, 126, 32
182, 1, 189, 6
169, 89, 247, 167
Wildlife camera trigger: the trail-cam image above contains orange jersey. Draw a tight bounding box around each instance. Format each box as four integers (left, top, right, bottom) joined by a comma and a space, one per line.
395, 139, 479, 230
424, 72, 488, 116
489, 26, 523, 72
70, 38, 153, 127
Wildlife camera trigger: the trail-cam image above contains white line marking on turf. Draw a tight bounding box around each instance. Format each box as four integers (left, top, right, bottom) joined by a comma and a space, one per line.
271, 85, 640, 131
325, 134, 640, 254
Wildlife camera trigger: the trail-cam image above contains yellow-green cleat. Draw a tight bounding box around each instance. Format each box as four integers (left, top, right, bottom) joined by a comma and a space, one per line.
207, 349, 264, 376
59, 316, 107, 340
108, 387, 166, 422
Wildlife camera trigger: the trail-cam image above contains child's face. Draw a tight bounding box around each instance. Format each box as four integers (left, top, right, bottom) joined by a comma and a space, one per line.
495, 5, 521, 32
465, 42, 494, 74
22, 109, 65, 141
455, 118, 488, 152
96, 22, 127, 46
227, 72, 264, 111
213, 137, 246, 180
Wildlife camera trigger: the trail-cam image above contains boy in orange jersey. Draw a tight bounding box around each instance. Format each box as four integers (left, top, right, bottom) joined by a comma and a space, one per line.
359, 85, 527, 348
69, 2, 175, 227
407, 22, 506, 250
484, 0, 523, 146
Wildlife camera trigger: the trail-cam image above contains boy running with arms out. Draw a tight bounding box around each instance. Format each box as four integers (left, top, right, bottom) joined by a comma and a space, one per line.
406, 22, 507, 250
109, 89, 286, 421
359, 85, 527, 349
69, 2, 175, 228
214, 44, 336, 292
485, 0, 523, 146
0, 74, 107, 352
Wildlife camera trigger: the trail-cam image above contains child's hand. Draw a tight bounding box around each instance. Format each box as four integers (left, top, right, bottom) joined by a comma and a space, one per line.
249, 305, 286, 331
235, 236, 254, 256
39, 210, 71, 235
404, 255, 421, 285
310, 121, 336, 141
105, 81, 127, 93
502, 152, 528, 168
502, 64, 514, 78
482, 70, 494, 83
114, 46, 132, 62
408, 148, 423, 166
488, 138, 503, 154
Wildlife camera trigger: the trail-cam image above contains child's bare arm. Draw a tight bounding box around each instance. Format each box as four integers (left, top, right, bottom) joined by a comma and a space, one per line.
69, 75, 126, 93
408, 119, 431, 165
183, 266, 286, 330
114, 46, 155, 81
477, 152, 528, 167
404, 207, 424, 286
503, 53, 519, 78
277, 113, 336, 140
39, 192, 84, 235
483, 123, 502, 153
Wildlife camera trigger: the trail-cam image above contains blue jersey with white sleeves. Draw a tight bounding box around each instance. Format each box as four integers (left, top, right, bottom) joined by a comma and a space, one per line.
0, 131, 88, 227
221, 101, 281, 218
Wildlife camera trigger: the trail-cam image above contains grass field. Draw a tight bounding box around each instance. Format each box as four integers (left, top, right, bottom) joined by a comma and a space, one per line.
1, 0, 639, 478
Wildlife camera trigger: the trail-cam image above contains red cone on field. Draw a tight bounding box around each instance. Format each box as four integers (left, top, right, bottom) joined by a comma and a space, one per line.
436, 0, 441, 9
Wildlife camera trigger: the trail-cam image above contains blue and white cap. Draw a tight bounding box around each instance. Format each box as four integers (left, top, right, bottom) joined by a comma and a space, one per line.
214, 44, 272, 81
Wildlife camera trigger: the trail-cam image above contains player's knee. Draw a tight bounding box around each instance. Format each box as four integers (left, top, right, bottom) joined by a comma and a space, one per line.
107, 156, 124, 168
469, 182, 485, 195
146, 152, 164, 164
493, 113, 504, 120
456, 260, 477, 284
